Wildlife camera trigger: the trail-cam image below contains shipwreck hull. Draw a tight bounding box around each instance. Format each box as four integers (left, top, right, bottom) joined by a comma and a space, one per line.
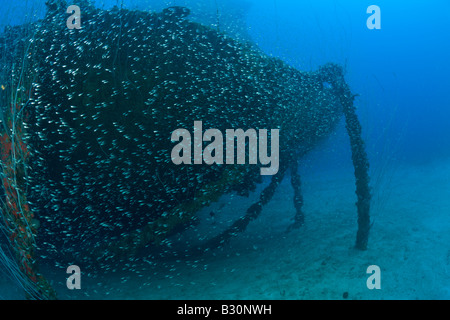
21, 4, 345, 257
0, 3, 370, 288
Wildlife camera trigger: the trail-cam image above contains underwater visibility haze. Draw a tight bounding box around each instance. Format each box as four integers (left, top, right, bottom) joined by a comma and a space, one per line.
0, 0, 449, 300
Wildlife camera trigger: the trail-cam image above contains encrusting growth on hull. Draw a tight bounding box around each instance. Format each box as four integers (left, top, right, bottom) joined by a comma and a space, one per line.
317, 64, 371, 250
0, 103, 57, 299
200, 165, 288, 252
286, 159, 304, 233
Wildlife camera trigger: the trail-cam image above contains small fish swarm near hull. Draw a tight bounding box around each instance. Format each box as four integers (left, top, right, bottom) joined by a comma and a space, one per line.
0, 0, 370, 297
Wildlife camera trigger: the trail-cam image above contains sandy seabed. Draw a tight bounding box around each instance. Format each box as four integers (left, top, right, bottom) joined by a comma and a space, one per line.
1, 155, 450, 300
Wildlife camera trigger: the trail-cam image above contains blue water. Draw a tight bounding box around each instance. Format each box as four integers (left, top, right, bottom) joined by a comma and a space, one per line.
245, 0, 450, 163
1, 0, 449, 300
